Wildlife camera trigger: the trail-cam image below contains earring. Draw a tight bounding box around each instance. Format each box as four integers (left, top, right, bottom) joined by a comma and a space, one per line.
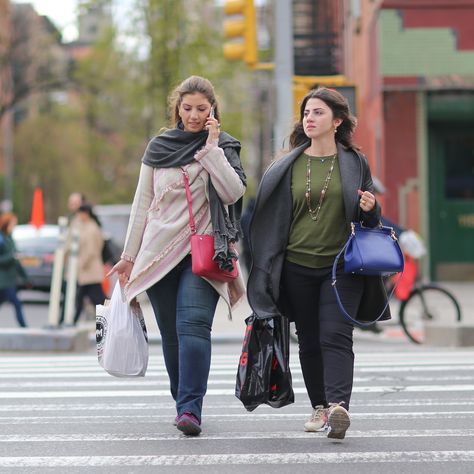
334, 127, 338, 134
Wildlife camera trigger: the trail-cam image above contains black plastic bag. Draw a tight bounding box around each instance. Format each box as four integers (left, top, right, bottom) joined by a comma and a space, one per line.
235, 314, 294, 412
267, 316, 294, 408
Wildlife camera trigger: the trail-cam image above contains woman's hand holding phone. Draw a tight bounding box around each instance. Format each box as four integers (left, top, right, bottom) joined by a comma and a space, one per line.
206, 106, 220, 145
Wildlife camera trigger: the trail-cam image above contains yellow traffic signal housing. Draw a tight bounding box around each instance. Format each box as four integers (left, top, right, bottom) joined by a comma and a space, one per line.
223, 0, 257, 66
293, 75, 357, 119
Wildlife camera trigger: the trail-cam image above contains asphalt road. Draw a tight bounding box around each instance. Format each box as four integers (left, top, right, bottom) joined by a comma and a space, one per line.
0, 337, 473, 473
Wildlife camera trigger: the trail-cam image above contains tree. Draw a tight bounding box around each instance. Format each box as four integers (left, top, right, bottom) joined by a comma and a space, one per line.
0, 4, 68, 120
10, 0, 259, 221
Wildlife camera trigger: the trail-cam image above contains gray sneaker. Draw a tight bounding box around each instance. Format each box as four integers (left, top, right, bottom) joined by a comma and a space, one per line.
304, 405, 328, 432
327, 402, 350, 440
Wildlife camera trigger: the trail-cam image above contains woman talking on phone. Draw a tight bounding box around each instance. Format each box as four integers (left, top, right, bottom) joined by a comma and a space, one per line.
108, 76, 246, 436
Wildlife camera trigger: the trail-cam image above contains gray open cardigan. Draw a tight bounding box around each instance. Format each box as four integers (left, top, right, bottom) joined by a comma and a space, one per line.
246, 142, 391, 323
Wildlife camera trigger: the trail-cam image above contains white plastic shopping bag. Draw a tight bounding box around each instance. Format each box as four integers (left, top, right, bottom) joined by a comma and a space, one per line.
96, 281, 148, 377
399, 230, 427, 259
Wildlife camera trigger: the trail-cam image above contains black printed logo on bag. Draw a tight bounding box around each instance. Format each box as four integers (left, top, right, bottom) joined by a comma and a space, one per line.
96, 315, 107, 356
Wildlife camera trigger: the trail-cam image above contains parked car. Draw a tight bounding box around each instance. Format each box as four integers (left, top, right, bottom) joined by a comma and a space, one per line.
12, 224, 60, 292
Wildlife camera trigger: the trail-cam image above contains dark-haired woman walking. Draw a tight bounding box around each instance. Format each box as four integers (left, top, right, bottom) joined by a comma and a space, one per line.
247, 87, 390, 440
0, 213, 29, 327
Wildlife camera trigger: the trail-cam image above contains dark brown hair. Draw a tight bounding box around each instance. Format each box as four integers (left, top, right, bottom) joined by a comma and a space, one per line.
169, 75, 220, 126
289, 87, 357, 150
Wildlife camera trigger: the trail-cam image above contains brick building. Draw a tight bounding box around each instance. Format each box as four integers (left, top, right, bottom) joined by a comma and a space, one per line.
379, 0, 474, 280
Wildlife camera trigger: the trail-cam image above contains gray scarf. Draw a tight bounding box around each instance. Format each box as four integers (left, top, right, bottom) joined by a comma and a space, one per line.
142, 126, 246, 271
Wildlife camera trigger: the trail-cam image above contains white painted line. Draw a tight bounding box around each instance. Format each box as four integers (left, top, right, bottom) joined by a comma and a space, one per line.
1, 383, 473, 399
0, 429, 473, 443
1, 398, 474, 414
1, 374, 474, 389
3, 365, 474, 378
0, 451, 473, 466
0, 411, 473, 425
0, 353, 472, 366
0, 351, 470, 362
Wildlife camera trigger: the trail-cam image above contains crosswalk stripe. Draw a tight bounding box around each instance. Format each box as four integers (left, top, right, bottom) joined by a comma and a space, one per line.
0, 451, 473, 466
1, 411, 473, 424
1, 374, 474, 388
0, 349, 473, 469
2, 364, 474, 377
0, 383, 473, 399
0, 429, 473, 442
0, 398, 473, 413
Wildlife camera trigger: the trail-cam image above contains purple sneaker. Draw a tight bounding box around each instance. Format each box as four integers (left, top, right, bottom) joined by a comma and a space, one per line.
176, 412, 201, 436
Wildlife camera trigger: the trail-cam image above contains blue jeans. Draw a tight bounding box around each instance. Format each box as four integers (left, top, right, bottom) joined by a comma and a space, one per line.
0, 287, 27, 327
146, 255, 219, 422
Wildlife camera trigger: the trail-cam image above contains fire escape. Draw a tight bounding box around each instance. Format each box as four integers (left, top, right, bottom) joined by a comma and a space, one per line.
293, 0, 344, 76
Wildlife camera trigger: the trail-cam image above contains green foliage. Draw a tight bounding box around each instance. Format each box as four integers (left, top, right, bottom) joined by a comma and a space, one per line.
11, 0, 260, 221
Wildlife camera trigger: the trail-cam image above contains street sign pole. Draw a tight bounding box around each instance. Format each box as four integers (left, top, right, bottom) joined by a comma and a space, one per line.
273, 0, 294, 153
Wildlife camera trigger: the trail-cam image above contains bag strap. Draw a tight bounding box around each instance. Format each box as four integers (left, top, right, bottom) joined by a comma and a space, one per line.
181, 168, 196, 235
331, 238, 401, 327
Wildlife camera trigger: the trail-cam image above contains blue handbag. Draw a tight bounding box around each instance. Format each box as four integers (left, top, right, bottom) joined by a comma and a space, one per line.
331, 222, 404, 326
342, 223, 404, 276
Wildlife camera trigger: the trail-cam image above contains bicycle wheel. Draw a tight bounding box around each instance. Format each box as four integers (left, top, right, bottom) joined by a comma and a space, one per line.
399, 284, 462, 344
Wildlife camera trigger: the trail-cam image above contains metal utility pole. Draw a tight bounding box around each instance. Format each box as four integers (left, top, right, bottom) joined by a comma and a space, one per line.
273, 0, 294, 153
1, 113, 13, 212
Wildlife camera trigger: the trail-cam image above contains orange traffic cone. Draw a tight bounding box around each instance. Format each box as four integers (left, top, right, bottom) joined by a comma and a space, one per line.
30, 187, 45, 229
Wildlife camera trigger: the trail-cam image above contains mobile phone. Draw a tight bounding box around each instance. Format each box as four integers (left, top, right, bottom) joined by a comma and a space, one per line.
209, 106, 215, 118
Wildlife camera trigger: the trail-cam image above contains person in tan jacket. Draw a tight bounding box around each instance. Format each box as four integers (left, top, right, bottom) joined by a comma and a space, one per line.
74, 204, 105, 325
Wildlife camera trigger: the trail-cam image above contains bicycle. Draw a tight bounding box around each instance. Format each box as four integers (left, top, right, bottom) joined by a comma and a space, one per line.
390, 277, 462, 345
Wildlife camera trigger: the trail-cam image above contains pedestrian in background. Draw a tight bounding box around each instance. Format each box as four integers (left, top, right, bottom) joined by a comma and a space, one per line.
0, 213, 29, 328
73, 204, 106, 325
247, 87, 390, 440
67, 192, 86, 221
108, 76, 246, 436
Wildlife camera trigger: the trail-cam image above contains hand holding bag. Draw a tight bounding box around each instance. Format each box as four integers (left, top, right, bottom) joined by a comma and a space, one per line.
182, 168, 238, 282
235, 314, 294, 411
96, 282, 149, 377
332, 222, 404, 326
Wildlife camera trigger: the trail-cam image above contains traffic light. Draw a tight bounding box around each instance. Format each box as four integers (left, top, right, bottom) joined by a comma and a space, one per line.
223, 0, 257, 66
293, 75, 357, 119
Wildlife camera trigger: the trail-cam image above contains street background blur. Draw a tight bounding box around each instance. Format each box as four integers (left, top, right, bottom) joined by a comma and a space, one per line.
0, 2, 474, 472
1, 0, 473, 289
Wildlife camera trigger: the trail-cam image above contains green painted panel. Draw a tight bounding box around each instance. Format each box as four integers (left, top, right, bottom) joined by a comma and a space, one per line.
428, 93, 474, 121
428, 124, 474, 279
380, 10, 474, 76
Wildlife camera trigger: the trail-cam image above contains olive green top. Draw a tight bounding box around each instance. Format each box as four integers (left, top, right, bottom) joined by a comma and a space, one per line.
286, 152, 349, 268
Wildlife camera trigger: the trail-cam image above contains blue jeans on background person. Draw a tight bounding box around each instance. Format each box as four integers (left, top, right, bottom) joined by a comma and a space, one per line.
0, 287, 27, 327
146, 255, 219, 422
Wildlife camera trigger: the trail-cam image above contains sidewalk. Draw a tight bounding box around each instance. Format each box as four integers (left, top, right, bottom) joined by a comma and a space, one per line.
2, 280, 470, 351
139, 280, 474, 345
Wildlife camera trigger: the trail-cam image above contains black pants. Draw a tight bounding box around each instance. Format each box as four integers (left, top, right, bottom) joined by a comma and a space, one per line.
74, 283, 105, 325
281, 260, 363, 410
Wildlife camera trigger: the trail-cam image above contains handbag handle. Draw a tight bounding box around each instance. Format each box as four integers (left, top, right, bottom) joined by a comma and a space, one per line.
331, 233, 401, 327
181, 168, 196, 235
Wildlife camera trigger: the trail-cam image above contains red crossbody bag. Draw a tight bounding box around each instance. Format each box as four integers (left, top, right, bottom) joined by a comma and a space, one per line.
182, 169, 238, 283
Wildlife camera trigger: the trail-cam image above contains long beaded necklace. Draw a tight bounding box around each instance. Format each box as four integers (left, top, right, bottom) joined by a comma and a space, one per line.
305, 153, 337, 221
